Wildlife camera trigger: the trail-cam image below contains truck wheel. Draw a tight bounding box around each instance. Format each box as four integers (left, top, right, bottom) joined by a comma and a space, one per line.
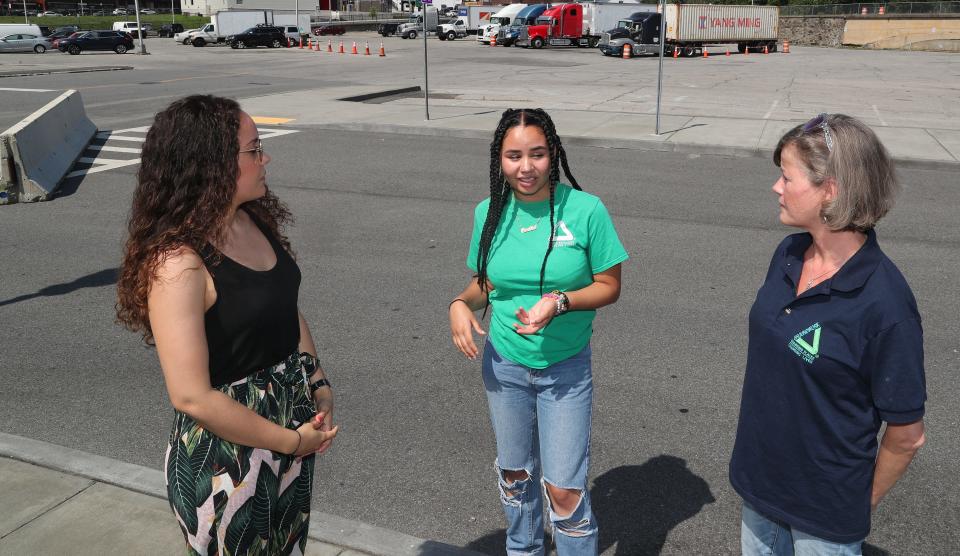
192, 37, 206, 47
531, 37, 543, 49
407, 30, 417, 39
682, 45, 695, 57
768, 42, 778, 53
68, 45, 81, 55
446, 31, 456, 41
588, 37, 599, 48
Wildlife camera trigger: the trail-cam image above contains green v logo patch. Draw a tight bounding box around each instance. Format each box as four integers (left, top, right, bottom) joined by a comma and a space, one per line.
788, 322, 821, 364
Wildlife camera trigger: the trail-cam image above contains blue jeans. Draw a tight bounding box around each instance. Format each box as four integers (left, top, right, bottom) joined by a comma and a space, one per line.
741, 502, 863, 556
482, 340, 598, 556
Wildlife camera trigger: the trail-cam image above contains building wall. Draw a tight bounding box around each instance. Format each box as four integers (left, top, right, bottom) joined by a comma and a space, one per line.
182, 0, 320, 16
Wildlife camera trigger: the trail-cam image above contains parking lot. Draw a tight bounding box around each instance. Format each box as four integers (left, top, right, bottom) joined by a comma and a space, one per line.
2, 29, 959, 555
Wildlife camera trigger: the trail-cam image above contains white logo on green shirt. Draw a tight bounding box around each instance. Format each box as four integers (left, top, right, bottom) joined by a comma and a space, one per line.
554, 221, 574, 246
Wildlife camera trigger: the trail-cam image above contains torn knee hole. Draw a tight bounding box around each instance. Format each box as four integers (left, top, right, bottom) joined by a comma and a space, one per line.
496, 466, 530, 505
544, 485, 583, 516
555, 517, 592, 538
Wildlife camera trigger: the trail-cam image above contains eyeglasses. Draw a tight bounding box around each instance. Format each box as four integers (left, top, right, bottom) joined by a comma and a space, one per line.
238, 138, 264, 163
802, 113, 834, 152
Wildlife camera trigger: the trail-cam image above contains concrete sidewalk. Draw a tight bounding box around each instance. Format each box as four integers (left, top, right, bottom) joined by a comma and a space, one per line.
0, 433, 482, 556
239, 85, 960, 171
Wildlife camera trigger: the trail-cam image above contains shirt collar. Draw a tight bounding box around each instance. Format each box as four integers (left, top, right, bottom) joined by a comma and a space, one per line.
780, 229, 882, 294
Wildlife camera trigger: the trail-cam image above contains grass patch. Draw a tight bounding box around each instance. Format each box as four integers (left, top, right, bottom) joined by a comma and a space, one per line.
0, 14, 209, 30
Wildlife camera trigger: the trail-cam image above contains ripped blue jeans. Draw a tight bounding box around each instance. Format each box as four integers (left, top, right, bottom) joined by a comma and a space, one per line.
482, 340, 598, 556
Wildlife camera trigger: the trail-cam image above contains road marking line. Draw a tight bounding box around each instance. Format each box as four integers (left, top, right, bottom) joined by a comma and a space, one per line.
763, 100, 779, 120
67, 157, 142, 178
259, 128, 300, 139
872, 105, 887, 126
95, 134, 146, 142
0, 87, 56, 92
88, 144, 143, 154
252, 117, 294, 124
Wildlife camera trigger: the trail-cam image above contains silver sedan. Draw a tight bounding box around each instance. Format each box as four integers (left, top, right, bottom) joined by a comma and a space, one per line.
0, 33, 54, 53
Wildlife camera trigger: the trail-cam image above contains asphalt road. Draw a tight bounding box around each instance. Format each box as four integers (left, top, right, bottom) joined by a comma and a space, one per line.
0, 127, 957, 554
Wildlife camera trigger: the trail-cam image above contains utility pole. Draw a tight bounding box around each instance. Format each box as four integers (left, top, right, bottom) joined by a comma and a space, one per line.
132, 0, 148, 54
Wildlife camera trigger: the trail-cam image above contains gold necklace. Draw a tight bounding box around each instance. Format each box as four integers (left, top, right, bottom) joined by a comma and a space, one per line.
803, 260, 846, 291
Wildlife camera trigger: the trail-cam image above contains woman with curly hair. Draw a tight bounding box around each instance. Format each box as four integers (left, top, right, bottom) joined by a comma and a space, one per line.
448, 108, 628, 555
116, 95, 338, 555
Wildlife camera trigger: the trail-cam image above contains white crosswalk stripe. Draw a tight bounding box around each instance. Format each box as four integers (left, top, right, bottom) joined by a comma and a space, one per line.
67, 126, 300, 180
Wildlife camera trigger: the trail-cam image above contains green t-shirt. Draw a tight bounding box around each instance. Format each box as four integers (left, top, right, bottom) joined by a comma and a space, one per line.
467, 184, 628, 369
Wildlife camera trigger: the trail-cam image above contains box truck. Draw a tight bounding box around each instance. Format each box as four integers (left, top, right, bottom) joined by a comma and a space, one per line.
477, 3, 527, 44
189, 10, 275, 46
598, 4, 779, 57
516, 3, 651, 49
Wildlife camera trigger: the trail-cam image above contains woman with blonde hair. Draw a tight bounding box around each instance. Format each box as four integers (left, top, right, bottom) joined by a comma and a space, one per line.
730, 114, 927, 555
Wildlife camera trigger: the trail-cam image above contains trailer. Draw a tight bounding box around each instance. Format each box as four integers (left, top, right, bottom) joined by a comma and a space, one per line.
598, 4, 779, 58
457, 5, 506, 34
516, 3, 651, 49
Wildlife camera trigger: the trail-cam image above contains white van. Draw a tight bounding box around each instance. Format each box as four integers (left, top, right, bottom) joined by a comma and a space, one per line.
112, 21, 146, 38
0, 24, 43, 37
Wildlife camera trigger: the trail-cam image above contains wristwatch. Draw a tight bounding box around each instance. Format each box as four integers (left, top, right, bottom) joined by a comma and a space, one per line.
544, 290, 569, 316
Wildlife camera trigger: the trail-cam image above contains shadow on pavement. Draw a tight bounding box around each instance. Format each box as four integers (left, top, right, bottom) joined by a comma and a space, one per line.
0, 268, 118, 307
464, 454, 715, 555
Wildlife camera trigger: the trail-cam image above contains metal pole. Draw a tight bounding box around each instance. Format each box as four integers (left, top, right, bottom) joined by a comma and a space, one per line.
132, 0, 147, 54
423, 5, 430, 120
295, 0, 299, 36
654, 0, 667, 135
23, 0, 28, 23
172, 0, 175, 24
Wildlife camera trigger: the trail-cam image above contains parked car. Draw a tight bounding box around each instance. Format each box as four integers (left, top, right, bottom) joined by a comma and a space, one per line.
313, 23, 346, 36
37, 11, 62, 17
53, 31, 83, 48
158, 23, 184, 37
174, 27, 199, 44
226, 26, 287, 49
59, 30, 134, 54
377, 23, 398, 37
140, 8, 156, 14
53, 25, 79, 34
90, 10, 107, 16
111, 8, 127, 15
0, 33, 53, 53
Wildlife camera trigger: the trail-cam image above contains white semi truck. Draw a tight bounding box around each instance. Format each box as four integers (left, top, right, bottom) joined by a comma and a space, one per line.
477, 3, 528, 44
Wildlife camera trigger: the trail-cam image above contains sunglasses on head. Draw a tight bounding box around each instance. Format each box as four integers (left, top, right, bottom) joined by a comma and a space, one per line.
802, 113, 834, 152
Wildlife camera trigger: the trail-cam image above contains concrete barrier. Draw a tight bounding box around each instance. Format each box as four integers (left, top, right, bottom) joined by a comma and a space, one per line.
1, 90, 97, 203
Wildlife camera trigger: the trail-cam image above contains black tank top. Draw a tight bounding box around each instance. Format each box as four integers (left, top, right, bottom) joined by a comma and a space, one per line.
201, 209, 301, 387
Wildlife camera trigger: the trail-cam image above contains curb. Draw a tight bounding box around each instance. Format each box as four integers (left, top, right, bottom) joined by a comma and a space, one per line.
307, 122, 960, 171
0, 432, 483, 556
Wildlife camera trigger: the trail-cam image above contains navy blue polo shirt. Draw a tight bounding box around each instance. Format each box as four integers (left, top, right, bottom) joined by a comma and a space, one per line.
730, 230, 926, 543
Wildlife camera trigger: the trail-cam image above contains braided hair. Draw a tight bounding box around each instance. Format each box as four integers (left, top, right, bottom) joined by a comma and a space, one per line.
475, 109, 582, 314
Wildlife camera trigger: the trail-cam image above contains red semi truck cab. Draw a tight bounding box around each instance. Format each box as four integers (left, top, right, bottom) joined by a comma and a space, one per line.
516, 3, 583, 48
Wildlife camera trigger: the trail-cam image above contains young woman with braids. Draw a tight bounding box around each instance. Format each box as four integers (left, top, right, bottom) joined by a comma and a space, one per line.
116, 95, 338, 555
449, 108, 628, 555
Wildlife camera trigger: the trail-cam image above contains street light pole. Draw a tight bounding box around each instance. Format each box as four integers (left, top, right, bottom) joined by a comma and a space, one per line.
654, 0, 667, 135
132, 0, 148, 54
22, 0, 28, 23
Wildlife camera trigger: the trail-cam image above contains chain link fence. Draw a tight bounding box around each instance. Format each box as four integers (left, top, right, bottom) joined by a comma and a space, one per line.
781, 2, 960, 16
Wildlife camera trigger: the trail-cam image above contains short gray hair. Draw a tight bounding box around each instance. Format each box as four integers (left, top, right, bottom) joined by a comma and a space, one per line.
773, 114, 899, 232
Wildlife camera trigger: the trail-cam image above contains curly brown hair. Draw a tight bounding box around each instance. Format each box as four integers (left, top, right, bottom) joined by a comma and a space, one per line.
116, 95, 292, 343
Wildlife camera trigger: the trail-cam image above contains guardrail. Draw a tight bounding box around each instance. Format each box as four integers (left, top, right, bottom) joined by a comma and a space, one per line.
781, 2, 960, 16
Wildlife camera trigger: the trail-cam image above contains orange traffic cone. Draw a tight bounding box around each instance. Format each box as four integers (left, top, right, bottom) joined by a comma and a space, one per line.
703, 48, 708, 58
364, 41, 371, 55
491, 35, 496, 47
744, 44, 749, 55
315, 40, 321, 51
725, 48, 730, 56
783, 40, 790, 54
339, 41, 344, 54
763, 45, 769, 54
378, 40, 386, 57
622, 43, 631, 59
672, 46, 678, 58
287, 37, 291, 47
328, 39, 333, 52
351, 41, 358, 55
300, 37, 305, 49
